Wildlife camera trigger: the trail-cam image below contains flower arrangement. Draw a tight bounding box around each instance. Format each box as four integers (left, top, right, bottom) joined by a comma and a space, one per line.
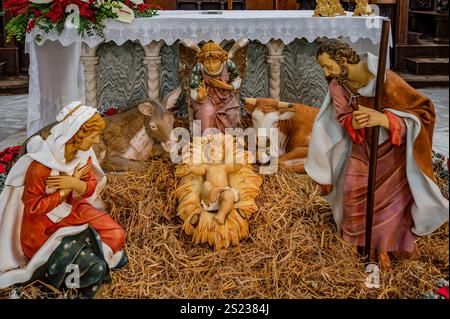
1, 0, 161, 42
0, 145, 21, 192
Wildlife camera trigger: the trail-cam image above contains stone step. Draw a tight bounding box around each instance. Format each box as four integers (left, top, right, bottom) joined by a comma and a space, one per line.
398, 71, 449, 88
0, 75, 29, 94
406, 57, 449, 75
408, 31, 423, 44
404, 37, 449, 57
410, 10, 449, 17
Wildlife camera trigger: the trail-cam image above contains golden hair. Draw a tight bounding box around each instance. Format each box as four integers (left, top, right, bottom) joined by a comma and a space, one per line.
64, 113, 105, 162
197, 42, 228, 63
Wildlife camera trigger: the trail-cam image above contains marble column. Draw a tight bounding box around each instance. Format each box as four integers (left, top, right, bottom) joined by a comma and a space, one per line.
265, 39, 285, 100
80, 43, 99, 108
143, 40, 165, 101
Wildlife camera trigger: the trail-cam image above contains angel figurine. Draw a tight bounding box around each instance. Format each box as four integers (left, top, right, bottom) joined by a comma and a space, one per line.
184, 40, 248, 133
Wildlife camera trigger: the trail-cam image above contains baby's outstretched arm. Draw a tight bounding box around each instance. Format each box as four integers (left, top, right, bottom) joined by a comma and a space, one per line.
225, 163, 242, 173
189, 164, 207, 176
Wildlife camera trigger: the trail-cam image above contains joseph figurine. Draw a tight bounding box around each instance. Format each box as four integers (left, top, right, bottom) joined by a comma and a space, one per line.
305, 39, 448, 270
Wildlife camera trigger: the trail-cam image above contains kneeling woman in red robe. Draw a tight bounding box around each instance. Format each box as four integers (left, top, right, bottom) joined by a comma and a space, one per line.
0, 102, 125, 297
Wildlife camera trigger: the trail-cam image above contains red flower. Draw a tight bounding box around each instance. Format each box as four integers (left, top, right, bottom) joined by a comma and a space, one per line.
137, 4, 151, 12
0, 153, 14, 163
3, 0, 29, 16
80, 5, 94, 19
26, 18, 36, 33
103, 107, 118, 116
5, 146, 21, 154
0, 163, 6, 174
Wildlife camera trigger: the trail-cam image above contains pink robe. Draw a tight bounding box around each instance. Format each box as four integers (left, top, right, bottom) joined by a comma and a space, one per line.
329, 80, 416, 253
193, 63, 240, 132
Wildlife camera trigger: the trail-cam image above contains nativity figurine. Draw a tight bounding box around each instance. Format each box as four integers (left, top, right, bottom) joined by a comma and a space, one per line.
176, 133, 262, 250
0, 102, 126, 298
305, 38, 449, 271
186, 41, 245, 133
243, 97, 319, 173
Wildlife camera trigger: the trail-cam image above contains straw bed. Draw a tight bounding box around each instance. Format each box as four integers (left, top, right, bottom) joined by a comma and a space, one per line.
1, 156, 448, 299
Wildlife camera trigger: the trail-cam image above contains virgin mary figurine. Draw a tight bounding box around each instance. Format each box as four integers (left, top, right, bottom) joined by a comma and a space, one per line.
0, 102, 126, 297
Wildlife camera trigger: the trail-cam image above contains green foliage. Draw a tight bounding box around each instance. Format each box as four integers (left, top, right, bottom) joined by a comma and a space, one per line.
3, 1, 158, 42
5, 15, 29, 42
136, 9, 159, 18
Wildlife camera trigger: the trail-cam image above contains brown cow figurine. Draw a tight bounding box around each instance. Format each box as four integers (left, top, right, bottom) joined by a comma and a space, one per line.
21, 87, 182, 172
243, 97, 319, 173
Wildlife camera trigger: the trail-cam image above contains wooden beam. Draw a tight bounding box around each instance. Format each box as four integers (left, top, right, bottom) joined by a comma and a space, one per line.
147, 0, 176, 10
396, 0, 409, 44
341, 0, 398, 3
246, 0, 274, 10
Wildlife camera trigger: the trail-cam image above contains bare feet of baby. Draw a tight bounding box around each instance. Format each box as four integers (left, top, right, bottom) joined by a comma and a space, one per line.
214, 212, 227, 225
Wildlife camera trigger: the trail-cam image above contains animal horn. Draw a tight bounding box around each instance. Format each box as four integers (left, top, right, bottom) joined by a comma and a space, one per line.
278, 101, 293, 109
242, 97, 257, 106
242, 97, 257, 114
180, 39, 201, 53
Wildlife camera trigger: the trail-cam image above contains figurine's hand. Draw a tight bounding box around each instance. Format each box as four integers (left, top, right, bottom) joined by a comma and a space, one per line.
207, 78, 234, 91
197, 82, 208, 102
72, 161, 91, 180
352, 105, 390, 129
176, 164, 191, 177
45, 175, 87, 195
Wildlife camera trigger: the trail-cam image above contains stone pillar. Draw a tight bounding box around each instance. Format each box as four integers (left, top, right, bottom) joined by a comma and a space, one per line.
80, 43, 99, 108
143, 40, 165, 101
265, 39, 285, 100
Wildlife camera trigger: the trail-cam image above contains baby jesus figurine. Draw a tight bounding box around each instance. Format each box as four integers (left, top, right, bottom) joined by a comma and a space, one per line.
188, 162, 241, 224
175, 133, 262, 250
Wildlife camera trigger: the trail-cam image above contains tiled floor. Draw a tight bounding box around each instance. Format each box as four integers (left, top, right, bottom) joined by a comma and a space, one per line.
0, 95, 28, 151
0, 90, 448, 156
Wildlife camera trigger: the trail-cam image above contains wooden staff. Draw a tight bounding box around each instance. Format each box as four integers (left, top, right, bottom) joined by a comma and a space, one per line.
228, 0, 233, 10
364, 19, 391, 264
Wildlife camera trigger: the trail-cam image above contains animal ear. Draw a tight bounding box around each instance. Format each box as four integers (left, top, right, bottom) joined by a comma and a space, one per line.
242, 97, 257, 114
163, 87, 182, 110
138, 102, 156, 116
279, 111, 295, 121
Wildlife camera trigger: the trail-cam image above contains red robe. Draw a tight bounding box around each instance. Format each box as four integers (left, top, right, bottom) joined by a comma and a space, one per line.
20, 160, 125, 259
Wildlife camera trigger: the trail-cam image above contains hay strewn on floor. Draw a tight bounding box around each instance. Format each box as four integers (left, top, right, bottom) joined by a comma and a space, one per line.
1, 157, 448, 299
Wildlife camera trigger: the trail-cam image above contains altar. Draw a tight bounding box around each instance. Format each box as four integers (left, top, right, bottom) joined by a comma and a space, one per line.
25, 10, 391, 136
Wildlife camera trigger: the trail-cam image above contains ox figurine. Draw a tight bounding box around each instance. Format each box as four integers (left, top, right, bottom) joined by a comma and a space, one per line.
243, 97, 319, 173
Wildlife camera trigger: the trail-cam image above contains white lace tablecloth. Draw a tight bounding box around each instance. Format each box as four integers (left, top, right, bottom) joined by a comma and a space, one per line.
26, 10, 390, 47
25, 10, 391, 135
